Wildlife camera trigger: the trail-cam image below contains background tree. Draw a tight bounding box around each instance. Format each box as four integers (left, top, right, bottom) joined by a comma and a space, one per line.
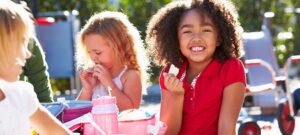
232, 0, 299, 67
118, 0, 171, 83
24, 0, 299, 90
292, 0, 300, 55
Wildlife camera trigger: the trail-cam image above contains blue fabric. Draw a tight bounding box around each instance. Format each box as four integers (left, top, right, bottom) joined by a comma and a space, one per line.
41, 100, 92, 117
41, 102, 65, 116
64, 100, 92, 109
293, 88, 300, 112
35, 22, 75, 78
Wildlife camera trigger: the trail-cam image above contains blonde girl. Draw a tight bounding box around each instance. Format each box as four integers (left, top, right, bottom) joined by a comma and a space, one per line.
76, 11, 148, 111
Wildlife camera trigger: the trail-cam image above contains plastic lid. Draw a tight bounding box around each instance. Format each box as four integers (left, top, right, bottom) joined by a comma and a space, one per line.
92, 96, 116, 106
118, 109, 155, 122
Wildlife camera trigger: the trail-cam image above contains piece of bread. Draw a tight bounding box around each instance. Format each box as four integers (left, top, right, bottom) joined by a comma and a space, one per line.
169, 64, 179, 75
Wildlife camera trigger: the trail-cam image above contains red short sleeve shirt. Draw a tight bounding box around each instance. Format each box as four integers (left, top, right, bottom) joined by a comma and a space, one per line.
159, 58, 246, 135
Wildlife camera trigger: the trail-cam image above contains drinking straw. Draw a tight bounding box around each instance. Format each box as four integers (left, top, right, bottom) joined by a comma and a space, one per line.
107, 86, 112, 96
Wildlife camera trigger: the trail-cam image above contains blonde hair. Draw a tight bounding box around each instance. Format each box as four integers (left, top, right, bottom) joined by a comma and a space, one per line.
77, 11, 140, 70
76, 11, 149, 90
0, 0, 34, 73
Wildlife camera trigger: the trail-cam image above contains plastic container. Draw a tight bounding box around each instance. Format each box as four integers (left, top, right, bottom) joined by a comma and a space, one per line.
84, 96, 119, 135
118, 109, 156, 135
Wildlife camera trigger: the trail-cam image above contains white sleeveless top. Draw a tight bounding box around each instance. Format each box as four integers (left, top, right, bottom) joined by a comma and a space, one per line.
0, 80, 39, 135
92, 66, 128, 99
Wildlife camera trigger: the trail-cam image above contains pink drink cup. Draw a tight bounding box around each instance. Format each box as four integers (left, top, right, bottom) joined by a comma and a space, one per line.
83, 123, 94, 135
86, 96, 118, 135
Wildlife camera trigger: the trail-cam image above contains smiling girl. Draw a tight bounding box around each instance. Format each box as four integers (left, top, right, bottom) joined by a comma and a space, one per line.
146, 0, 246, 134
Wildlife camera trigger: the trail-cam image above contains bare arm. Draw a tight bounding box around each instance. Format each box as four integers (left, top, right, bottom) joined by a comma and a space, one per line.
77, 87, 93, 100
77, 71, 98, 100
30, 106, 72, 135
218, 82, 245, 135
110, 70, 142, 111
160, 89, 184, 135
160, 73, 184, 135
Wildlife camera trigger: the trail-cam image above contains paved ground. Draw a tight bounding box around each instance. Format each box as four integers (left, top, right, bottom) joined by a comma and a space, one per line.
141, 84, 300, 135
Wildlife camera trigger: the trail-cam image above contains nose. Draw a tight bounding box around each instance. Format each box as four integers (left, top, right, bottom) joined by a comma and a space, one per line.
193, 30, 205, 37
90, 54, 99, 64
192, 37, 201, 42
191, 32, 203, 43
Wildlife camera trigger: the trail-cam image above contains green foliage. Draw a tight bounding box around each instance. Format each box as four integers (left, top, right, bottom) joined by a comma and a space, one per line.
117, 0, 170, 83
50, 78, 69, 94
293, 0, 300, 55
118, 0, 171, 38
232, 0, 299, 67
25, 0, 300, 87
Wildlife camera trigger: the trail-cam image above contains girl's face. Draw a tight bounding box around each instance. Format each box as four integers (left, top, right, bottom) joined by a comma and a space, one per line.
4, 38, 31, 82
177, 9, 218, 64
84, 34, 117, 69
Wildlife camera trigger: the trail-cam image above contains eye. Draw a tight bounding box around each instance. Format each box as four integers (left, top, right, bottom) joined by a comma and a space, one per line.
203, 29, 212, 32
183, 30, 192, 34
95, 52, 101, 55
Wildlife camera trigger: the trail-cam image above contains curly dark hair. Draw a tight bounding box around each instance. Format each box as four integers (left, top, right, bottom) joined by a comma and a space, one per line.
146, 0, 242, 67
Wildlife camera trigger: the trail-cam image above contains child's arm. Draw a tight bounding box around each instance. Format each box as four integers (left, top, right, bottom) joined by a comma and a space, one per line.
218, 82, 245, 135
30, 105, 72, 135
111, 70, 142, 111
77, 88, 93, 100
160, 73, 184, 135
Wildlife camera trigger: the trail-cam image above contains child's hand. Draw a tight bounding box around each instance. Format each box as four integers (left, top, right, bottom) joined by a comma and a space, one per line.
92, 64, 115, 89
79, 69, 99, 92
163, 73, 184, 95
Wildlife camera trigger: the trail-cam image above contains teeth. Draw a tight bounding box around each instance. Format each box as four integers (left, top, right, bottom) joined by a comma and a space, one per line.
191, 46, 204, 51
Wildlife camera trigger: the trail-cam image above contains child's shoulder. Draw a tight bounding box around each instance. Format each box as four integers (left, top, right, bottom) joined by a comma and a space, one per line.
223, 57, 244, 67
220, 58, 246, 86
2, 81, 35, 100
220, 57, 245, 76
122, 69, 141, 82
1, 81, 38, 114
3, 81, 33, 92
14, 81, 34, 87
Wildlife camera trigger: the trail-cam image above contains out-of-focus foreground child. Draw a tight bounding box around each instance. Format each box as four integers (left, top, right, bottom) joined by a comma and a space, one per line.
146, 0, 246, 134
0, 0, 72, 134
76, 11, 148, 111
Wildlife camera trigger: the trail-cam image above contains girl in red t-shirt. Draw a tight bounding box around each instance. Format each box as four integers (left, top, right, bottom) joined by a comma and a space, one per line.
146, 0, 246, 135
